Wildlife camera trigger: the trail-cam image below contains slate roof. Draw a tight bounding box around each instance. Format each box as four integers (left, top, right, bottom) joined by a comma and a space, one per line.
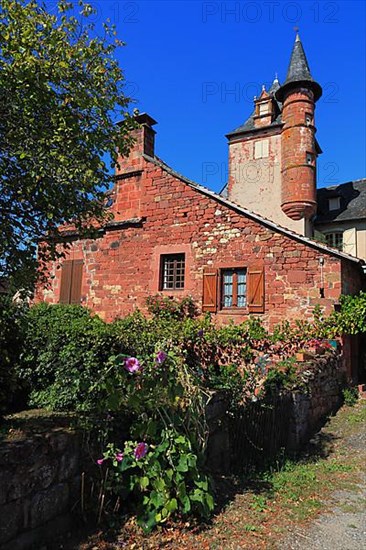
276, 33, 322, 102
316, 179, 366, 224
227, 78, 283, 137
143, 153, 364, 266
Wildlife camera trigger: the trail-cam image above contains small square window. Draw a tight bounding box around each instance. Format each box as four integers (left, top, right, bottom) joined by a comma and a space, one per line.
328, 197, 340, 211
305, 113, 313, 126
160, 254, 185, 290
254, 140, 269, 159
221, 268, 247, 308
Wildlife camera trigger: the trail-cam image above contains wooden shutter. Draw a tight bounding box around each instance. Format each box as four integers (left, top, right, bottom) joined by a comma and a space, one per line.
247, 266, 265, 313
342, 228, 357, 256
202, 268, 218, 312
59, 260, 83, 304
59, 261, 73, 304
70, 260, 83, 304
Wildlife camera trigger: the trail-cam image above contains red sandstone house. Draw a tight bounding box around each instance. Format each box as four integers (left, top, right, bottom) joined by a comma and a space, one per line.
38, 35, 365, 377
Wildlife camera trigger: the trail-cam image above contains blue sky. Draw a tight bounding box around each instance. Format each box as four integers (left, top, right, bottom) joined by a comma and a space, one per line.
72, 1, 366, 193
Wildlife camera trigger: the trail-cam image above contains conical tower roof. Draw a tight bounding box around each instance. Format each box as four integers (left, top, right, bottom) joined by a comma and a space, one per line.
276, 33, 322, 102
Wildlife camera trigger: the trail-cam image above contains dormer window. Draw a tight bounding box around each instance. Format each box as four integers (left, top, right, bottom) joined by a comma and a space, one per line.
328, 197, 340, 211
258, 102, 269, 116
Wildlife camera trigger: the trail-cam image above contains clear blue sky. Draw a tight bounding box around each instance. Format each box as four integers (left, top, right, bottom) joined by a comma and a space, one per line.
75, 1, 366, 192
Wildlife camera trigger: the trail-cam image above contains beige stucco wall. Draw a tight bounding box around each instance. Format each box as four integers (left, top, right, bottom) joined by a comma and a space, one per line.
227, 133, 309, 237
315, 220, 366, 261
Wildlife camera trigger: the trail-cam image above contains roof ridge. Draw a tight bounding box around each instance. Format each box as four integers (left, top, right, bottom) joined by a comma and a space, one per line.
142, 154, 363, 265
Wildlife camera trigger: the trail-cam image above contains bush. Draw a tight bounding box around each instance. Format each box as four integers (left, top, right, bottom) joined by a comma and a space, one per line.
18, 303, 121, 411
95, 346, 213, 531
342, 387, 358, 407
0, 295, 26, 414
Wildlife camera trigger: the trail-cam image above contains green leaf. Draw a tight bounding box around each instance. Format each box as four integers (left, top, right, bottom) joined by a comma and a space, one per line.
140, 476, 149, 489
166, 498, 178, 513
176, 455, 188, 472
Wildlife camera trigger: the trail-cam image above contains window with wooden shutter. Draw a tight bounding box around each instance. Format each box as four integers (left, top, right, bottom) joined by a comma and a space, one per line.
221, 268, 247, 308
247, 266, 265, 313
202, 268, 218, 312
59, 260, 83, 304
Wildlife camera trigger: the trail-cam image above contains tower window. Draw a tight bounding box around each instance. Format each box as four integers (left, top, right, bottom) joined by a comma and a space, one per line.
160, 254, 185, 290
306, 152, 315, 165
305, 113, 313, 126
254, 140, 269, 159
328, 197, 340, 211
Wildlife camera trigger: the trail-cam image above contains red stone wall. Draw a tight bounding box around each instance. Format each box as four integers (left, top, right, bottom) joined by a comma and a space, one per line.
37, 154, 364, 329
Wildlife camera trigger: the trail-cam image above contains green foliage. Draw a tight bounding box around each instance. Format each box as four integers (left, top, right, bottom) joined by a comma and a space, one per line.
264, 358, 298, 396
102, 430, 213, 532
18, 303, 121, 410
0, 0, 136, 287
272, 293, 366, 340
0, 296, 26, 413
95, 347, 213, 531
146, 294, 198, 321
329, 292, 366, 336
342, 387, 359, 407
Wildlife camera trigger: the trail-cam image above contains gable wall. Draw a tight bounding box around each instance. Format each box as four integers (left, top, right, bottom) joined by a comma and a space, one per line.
38, 159, 363, 328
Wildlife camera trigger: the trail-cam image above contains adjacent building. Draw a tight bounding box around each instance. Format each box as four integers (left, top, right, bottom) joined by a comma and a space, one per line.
315, 180, 366, 261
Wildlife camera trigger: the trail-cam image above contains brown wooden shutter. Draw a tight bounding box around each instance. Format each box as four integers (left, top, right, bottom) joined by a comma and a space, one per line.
59, 261, 72, 304
70, 260, 83, 304
202, 268, 218, 312
247, 266, 265, 313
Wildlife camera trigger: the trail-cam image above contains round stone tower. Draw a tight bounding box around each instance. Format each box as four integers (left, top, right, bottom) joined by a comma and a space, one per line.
276, 33, 322, 221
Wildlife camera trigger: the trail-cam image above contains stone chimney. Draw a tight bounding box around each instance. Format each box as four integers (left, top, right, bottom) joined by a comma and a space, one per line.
113, 113, 157, 220
116, 112, 157, 175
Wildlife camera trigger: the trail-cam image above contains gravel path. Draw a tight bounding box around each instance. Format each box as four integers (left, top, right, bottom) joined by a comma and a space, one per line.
279, 404, 366, 550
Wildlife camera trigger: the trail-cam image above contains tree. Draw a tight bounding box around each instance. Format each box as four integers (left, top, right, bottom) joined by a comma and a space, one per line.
0, 0, 136, 289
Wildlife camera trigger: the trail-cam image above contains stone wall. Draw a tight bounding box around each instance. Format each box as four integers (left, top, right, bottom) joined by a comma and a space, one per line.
0, 353, 346, 547
36, 141, 364, 330
207, 351, 345, 472
287, 351, 345, 450
0, 425, 83, 550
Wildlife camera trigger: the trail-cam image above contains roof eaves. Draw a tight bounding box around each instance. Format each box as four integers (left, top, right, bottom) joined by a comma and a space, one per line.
142, 154, 364, 266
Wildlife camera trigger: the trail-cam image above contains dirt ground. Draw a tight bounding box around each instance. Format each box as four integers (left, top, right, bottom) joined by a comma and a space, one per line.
278, 403, 366, 550
58, 399, 366, 550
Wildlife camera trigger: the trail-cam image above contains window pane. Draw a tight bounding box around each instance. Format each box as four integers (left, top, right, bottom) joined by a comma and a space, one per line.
222, 271, 233, 307
161, 254, 185, 290
326, 232, 343, 250
237, 269, 246, 307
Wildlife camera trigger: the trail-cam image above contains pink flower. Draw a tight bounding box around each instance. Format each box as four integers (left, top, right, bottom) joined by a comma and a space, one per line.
115, 452, 124, 462
134, 442, 148, 460
156, 351, 167, 364
124, 357, 141, 373
96, 458, 105, 465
